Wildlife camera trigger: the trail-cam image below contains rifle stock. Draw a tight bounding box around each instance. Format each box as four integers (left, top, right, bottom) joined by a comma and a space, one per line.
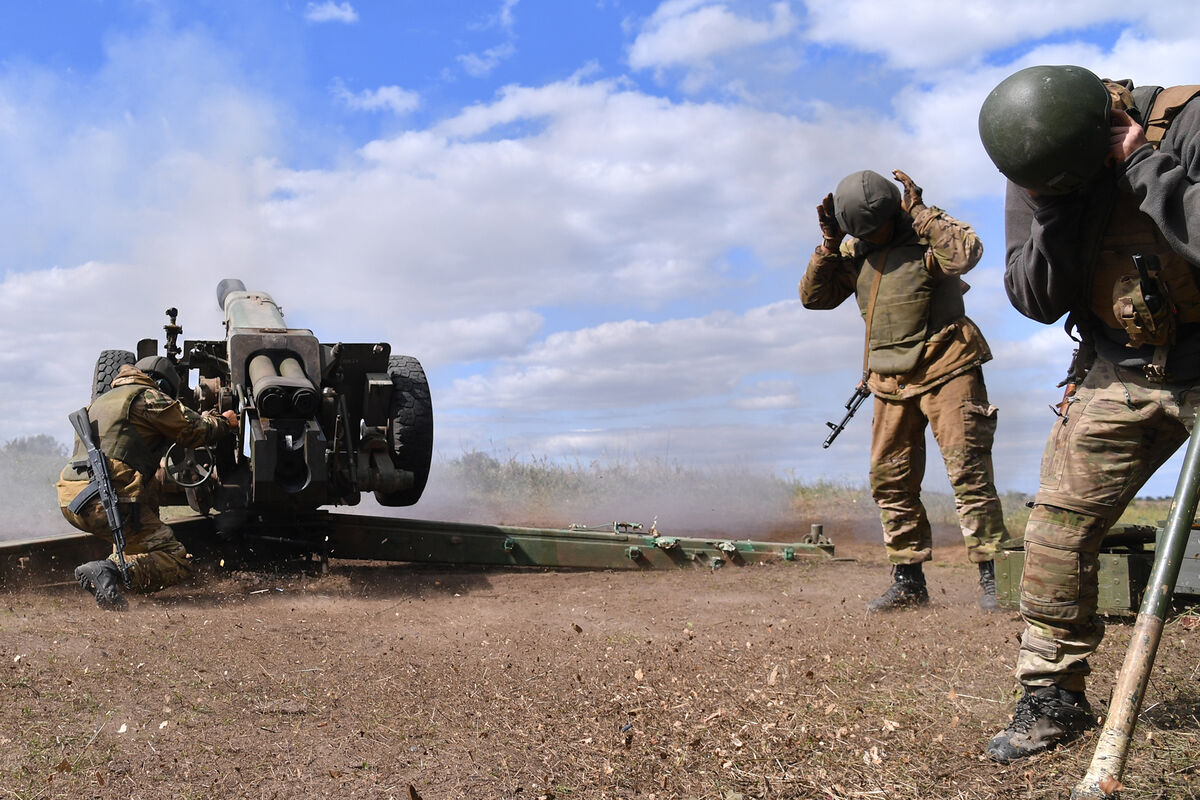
823, 381, 870, 449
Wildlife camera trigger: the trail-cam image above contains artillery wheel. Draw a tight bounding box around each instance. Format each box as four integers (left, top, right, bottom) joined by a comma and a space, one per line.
164, 443, 215, 489
92, 349, 136, 400
375, 355, 433, 507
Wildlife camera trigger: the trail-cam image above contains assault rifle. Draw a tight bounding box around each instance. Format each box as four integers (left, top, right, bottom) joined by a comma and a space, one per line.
823, 379, 870, 449
67, 407, 131, 586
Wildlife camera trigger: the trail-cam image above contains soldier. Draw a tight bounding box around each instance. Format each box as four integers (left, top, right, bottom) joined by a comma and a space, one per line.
801, 169, 1009, 612
57, 356, 237, 609
979, 65, 1200, 762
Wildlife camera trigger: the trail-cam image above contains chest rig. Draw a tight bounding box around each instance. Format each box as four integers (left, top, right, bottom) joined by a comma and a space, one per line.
65, 383, 158, 480
1088, 84, 1200, 378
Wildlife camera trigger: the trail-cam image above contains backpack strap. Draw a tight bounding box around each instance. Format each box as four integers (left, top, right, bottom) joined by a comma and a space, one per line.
1141, 85, 1200, 146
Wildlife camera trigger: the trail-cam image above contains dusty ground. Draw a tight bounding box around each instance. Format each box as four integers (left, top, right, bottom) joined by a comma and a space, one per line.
1, 521, 1198, 800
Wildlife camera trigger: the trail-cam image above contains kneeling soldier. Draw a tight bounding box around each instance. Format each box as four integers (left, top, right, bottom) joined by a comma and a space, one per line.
57, 357, 236, 609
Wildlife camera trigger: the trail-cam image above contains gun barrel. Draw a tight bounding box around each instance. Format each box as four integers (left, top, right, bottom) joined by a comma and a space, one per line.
248, 354, 290, 418
279, 357, 319, 417
216, 278, 247, 312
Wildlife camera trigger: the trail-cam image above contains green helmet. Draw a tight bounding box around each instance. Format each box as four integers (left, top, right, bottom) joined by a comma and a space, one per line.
134, 356, 180, 397
978, 65, 1112, 195
833, 170, 900, 238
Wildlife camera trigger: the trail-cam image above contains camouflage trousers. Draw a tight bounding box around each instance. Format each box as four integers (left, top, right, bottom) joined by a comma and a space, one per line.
1017, 357, 1196, 691
869, 368, 1009, 564
59, 498, 193, 593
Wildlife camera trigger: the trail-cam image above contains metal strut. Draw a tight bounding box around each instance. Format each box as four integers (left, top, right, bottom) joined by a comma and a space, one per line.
1, 512, 834, 582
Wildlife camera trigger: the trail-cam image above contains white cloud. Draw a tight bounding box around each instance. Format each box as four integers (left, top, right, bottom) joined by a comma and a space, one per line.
304, 2, 358, 24
7, 13, 1198, 499
800, 0, 1200, 72
332, 82, 420, 114
459, 42, 517, 78
496, 0, 520, 31
629, 1, 796, 70
444, 301, 858, 412
413, 311, 545, 363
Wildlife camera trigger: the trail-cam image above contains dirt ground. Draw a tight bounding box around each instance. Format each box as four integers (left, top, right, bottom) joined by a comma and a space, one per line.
1, 521, 1198, 800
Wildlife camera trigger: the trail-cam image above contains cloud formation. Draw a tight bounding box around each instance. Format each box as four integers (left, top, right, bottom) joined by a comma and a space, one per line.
304, 2, 358, 25
459, 43, 518, 78
629, 1, 796, 70
333, 82, 420, 114
3, 3, 1193, 498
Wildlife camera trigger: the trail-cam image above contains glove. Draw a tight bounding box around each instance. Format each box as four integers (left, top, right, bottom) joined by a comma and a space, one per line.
816, 193, 844, 252
892, 169, 925, 214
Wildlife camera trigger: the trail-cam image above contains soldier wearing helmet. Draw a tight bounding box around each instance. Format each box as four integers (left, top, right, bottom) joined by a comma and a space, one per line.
980, 65, 1200, 762
801, 169, 1010, 613
57, 357, 238, 609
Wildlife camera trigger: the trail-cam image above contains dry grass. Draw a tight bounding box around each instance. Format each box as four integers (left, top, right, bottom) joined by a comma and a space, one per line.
2, 449, 1197, 799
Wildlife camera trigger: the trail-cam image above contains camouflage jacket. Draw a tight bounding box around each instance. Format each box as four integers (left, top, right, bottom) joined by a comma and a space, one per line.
800, 204, 992, 400
57, 365, 233, 506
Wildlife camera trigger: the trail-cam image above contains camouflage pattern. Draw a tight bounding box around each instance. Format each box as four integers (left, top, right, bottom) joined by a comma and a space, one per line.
870, 368, 1009, 564
58, 365, 233, 505
57, 364, 233, 593
60, 499, 191, 592
1016, 357, 1196, 689
802, 190, 1007, 565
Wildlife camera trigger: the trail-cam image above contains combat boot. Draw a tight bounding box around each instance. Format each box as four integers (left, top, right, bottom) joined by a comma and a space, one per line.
74, 560, 128, 611
866, 562, 929, 612
985, 685, 1096, 763
978, 560, 1000, 613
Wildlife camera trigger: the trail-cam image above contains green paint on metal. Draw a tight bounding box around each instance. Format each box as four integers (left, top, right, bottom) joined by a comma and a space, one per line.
178, 511, 834, 570
995, 525, 1158, 615
2, 511, 836, 581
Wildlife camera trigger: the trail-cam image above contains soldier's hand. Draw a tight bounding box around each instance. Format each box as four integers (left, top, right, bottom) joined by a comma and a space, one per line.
816, 193, 844, 251
892, 169, 924, 213
1109, 108, 1148, 164
221, 410, 238, 428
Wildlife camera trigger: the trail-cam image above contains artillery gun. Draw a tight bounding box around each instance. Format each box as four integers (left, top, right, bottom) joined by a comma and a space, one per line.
92, 279, 433, 537
1, 280, 835, 582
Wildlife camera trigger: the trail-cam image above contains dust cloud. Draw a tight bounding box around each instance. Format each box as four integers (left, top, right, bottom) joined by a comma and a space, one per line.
382, 452, 846, 541
1, 442, 888, 546
0, 435, 69, 541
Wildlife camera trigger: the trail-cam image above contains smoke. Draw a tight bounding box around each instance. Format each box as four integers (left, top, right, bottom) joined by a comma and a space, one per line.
3, 442, 1020, 551
371, 451, 845, 541
0, 435, 69, 541
370, 452, 1031, 548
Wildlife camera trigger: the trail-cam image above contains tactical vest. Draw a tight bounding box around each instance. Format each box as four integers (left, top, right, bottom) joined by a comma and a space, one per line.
1089, 85, 1200, 344
63, 383, 158, 480
855, 240, 965, 375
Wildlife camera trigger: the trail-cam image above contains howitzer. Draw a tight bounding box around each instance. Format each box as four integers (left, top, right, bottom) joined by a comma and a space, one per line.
66, 407, 132, 586
90, 279, 433, 534
1071, 423, 1200, 799
823, 378, 869, 449
59, 281, 838, 576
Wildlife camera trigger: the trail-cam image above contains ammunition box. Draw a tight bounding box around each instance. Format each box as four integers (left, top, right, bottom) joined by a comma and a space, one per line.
995, 524, 1162, 615
1168, 526, 1200, 595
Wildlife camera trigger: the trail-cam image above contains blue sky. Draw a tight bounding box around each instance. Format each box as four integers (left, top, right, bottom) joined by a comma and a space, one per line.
3, 0, 1200, 506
